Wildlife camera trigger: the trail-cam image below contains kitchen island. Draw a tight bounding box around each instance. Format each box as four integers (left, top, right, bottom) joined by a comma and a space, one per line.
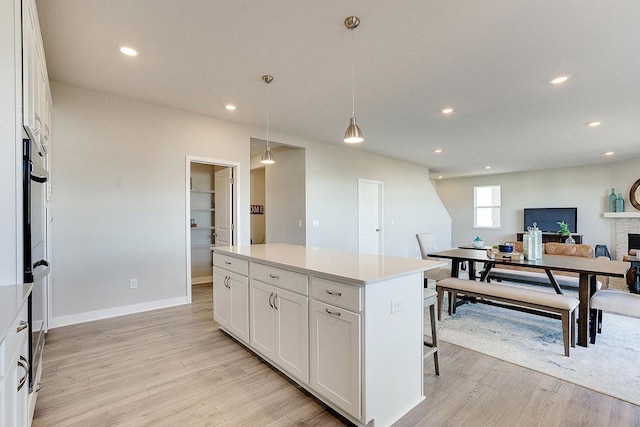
212, 244, 445, 427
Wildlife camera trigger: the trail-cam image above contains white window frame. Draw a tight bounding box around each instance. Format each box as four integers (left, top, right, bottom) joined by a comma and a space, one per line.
474, 185, 501, 229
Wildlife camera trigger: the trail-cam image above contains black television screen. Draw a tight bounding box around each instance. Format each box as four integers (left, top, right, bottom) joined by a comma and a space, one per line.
523, 208, 577, 233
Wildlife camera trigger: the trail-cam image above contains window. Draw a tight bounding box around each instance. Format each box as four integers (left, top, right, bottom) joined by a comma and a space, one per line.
474, 185, 501, 228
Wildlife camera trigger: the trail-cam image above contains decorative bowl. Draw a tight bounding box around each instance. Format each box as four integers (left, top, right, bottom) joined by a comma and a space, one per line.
498, 244, 514, 253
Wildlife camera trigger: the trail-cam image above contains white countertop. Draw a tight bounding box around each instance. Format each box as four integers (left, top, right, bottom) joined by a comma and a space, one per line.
0, 283, 33, 344
213, 243, 446, 284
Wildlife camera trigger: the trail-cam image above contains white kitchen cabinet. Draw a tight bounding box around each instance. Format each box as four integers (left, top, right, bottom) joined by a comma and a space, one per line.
0, 292, 30, 427
310, 299, 361, 419
22, 0, 49, 146
213, 267, 249, 344
250, 278, 308, 383
212, 244, 441, 427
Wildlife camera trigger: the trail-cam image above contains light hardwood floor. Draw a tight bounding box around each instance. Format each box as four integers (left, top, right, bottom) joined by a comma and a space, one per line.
33, 284, 640, 426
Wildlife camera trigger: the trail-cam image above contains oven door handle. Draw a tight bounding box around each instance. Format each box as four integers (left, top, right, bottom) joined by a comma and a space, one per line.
31, 260, 50, 281
30, 163, 49, 183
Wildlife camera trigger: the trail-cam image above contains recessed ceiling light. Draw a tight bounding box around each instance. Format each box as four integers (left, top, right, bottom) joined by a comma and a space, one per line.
604, 151, 614, 156
588, 121, 602, 127
550, 75, 570, 85
434, 149, 442, 153
437, 175, 443, 179
441, 107, 454, 114
119, 46, 138, 57
485, 166, 492, 170
225, 104, 237, 111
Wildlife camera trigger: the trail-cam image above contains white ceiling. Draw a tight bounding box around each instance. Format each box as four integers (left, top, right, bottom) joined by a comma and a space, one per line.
36, 0, 640, 179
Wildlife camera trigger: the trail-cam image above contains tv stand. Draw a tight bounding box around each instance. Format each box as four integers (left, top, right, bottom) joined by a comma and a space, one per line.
516, 233, 582, 244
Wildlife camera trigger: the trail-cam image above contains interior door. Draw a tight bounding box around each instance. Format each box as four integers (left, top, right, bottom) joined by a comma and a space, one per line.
358, 179, 383, 254
214, 168, 233, 246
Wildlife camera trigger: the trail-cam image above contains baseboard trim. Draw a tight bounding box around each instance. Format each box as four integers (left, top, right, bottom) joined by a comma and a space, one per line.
49, 296, 189, 329
192, 275, 213, 285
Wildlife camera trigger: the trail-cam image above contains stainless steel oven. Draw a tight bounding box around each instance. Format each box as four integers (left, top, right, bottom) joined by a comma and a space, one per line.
23, 137, 49, 393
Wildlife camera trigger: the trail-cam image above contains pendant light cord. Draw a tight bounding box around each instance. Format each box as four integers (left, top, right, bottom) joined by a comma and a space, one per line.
351, 27, 356, 117
266, 80, 270, 148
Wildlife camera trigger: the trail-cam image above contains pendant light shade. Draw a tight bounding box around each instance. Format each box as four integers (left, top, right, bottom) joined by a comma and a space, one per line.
261, 145, 275, 164
261, 74, 275, 164
344, 117, 363, 143
344, 16, 363, 144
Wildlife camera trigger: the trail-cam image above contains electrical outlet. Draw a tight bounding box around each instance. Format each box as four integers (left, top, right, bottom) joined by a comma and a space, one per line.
130, 278, 138, 289
391, 298, 403, 313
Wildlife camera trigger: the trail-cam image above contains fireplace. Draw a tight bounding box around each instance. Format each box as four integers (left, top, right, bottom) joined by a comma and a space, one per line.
613, 218, 640, 260
629, 234, 640, 252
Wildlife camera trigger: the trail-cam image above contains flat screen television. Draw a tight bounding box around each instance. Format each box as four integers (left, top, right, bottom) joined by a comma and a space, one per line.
523, 207, 577, 233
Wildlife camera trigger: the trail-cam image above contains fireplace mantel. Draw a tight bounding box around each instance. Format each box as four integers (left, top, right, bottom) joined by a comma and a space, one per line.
604, 212, 640, 218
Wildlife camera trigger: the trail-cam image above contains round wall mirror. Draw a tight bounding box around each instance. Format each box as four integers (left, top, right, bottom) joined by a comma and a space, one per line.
630, 179, 640, 210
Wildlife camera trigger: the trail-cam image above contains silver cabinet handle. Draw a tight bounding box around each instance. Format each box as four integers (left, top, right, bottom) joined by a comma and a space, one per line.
326, 289, 342, 296
325, 308, 341, 316
268, 292, 274, 309
16, 320, 28, 333
224, 261, 231, 265
17, 355, 30, 392
273, 294, 278, 310
269, 274, 279, 279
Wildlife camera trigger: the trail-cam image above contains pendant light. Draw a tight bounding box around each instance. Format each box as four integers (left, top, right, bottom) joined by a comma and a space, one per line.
344, 16, 363, 144
261, 74, 275, 164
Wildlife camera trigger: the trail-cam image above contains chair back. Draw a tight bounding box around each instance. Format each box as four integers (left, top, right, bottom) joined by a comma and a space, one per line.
416, 233, 438, 260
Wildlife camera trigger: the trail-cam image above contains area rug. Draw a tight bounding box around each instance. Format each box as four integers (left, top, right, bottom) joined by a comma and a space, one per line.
431, 285, 640, 406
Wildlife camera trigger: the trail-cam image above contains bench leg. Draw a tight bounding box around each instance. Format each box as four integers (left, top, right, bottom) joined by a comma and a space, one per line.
561, 311, 570, 357
589, 308, 598, 345
597, 309, 603, 334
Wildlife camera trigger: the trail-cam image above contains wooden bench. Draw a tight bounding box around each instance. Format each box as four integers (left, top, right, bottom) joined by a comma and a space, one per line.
436, 278, 580, 356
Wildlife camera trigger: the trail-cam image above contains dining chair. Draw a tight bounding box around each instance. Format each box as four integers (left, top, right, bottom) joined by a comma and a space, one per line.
416, 233, 452, 286
589, 289, 640, 344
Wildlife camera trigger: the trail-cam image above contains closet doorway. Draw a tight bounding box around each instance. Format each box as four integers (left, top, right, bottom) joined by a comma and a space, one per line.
186, 156, 238, 302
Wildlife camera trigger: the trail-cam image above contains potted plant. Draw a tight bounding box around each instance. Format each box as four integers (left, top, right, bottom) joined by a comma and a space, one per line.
557, 221, 575, 244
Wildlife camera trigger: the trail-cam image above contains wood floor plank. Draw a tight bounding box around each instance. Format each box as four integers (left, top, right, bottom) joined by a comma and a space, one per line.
32, 283, 639, 427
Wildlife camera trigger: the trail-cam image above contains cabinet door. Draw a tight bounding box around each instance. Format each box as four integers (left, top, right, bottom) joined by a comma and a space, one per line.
213, 268, 230, 326
274, 288, 308, 383
310, 300, 361, 420
0, 305, 29, 427
250, 280, 276, 361
227, 273, 249, 344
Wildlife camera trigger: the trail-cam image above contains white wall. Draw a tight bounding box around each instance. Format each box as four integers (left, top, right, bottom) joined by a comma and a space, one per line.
265, 146, 305, 245
50, 82, 253, 323
436, 162, 640, 253
50, 82, 451, 324
303, 141, 451, 258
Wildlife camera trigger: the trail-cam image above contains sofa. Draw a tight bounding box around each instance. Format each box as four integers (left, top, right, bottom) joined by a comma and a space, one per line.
487, 242, 609, 290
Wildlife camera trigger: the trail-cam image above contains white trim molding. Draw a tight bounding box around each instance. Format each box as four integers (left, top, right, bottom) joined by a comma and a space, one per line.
49, 296, 189, 329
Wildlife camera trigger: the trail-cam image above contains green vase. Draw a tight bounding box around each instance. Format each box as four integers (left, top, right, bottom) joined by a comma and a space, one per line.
616, 193, 625, 213
609, 188, 617, 212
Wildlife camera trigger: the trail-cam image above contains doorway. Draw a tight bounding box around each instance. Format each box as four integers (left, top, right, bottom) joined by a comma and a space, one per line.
186, 156, 238, 303
358, 179, 383, 255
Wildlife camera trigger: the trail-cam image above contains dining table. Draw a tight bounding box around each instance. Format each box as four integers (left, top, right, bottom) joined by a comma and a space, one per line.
427, 248, 629, 347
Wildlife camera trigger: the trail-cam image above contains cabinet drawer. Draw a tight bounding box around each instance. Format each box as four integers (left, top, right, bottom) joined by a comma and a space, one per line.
311, 277, 361, 313
213, 253, 248, 276
1, 303, 28, 377
251, 263, 308, 295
